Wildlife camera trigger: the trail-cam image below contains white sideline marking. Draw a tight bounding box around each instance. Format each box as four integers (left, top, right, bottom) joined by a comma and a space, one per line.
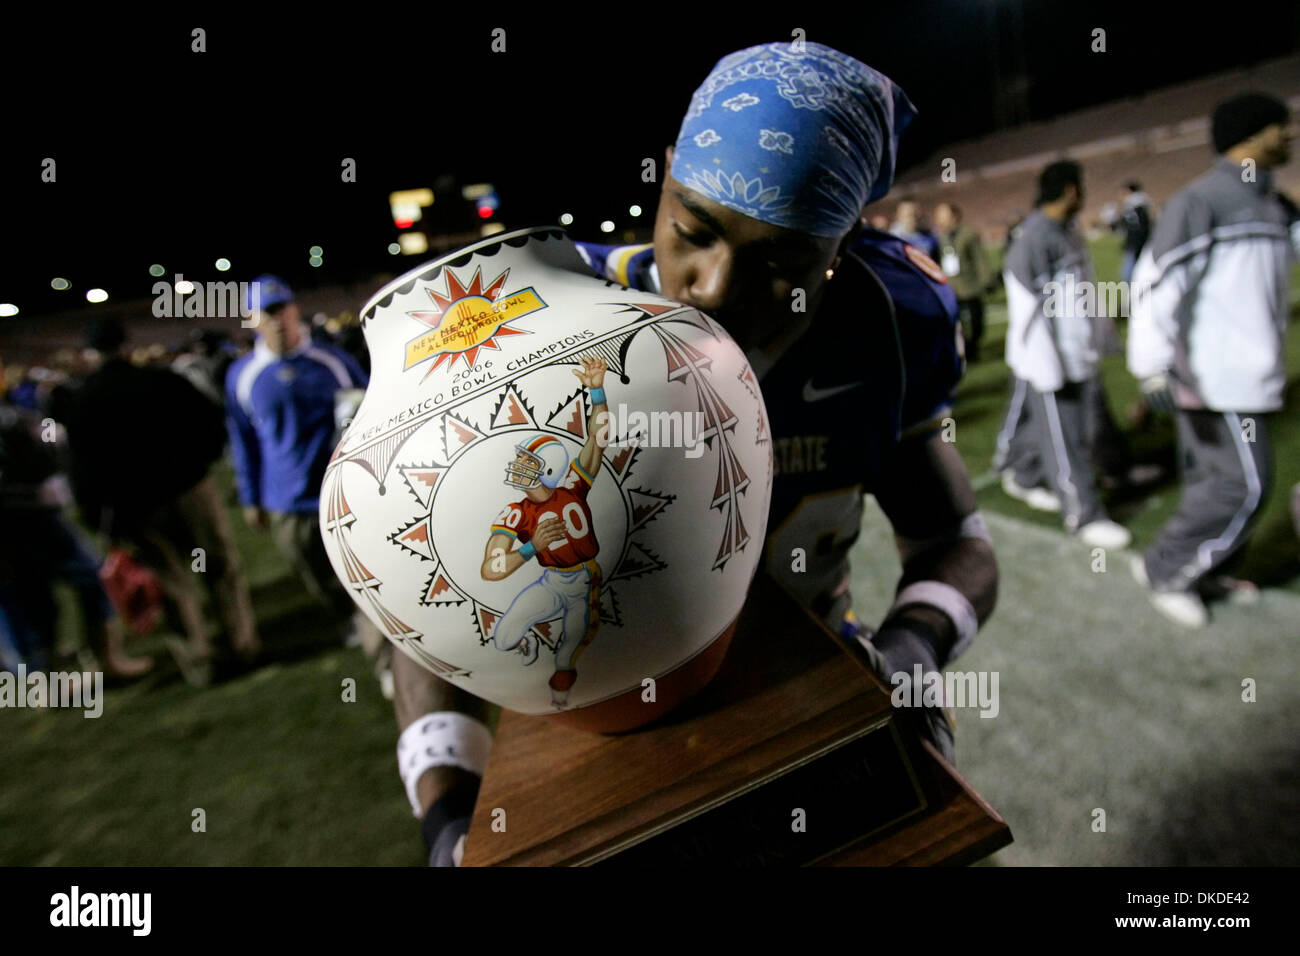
977, 508, 1300, 611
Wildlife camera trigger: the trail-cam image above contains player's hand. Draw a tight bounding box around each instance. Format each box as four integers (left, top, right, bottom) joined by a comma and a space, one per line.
243, 506, 268, 532
533, 517, 567, 550
573, 355, 607, 390
1140, 373, 1176, 416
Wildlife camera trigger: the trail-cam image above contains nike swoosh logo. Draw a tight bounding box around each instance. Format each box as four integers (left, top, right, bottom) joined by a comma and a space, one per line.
802, 379, 865, 403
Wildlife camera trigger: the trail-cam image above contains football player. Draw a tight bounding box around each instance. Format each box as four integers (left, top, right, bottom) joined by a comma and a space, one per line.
392, 41, 999, 866
480, 358, 610, 707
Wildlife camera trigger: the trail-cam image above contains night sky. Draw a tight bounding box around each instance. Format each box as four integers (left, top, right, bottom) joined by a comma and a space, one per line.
2, 2, 1298, 320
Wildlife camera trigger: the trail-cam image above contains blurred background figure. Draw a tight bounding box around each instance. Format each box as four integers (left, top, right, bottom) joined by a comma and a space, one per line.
4, 363, 39, 410
1293, 482, 1300, 549
889, 200, 941, 258
1000, 160, 1132, 550
331, 314, 371, 378
933, 202, 995, 361
172, 329, 235, 408
225, 275, 391, 695
0, 395, 152, 677
1005, 210, 1028, 252
59, 317, 259, 684
1114, 180, 1155, 283
1128, 91, 1295, 628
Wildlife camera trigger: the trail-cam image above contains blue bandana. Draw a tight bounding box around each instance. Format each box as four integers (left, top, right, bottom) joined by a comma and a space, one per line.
670, 43, 916, 238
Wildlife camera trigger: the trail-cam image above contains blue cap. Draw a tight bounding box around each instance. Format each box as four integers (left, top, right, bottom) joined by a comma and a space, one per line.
245, 274, 295, 313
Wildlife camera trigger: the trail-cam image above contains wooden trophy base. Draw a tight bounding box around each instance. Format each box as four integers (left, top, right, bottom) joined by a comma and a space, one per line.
462, 577, 1011, 866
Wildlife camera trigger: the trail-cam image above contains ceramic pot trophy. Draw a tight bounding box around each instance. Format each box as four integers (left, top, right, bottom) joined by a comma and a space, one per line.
321, 227, 771, 731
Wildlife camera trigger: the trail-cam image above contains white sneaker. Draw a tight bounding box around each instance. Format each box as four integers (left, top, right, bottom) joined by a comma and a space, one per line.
1002, 471, 1062, 513
1150, 591, 1209, 628
1077, 519, 1131, 550
1131, 556, 1208, 627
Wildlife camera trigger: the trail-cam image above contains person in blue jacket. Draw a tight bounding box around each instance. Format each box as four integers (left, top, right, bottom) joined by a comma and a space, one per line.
226, 276, 388, 687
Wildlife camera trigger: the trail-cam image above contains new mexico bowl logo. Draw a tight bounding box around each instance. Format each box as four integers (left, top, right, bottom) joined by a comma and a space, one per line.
403, 266, 545, 376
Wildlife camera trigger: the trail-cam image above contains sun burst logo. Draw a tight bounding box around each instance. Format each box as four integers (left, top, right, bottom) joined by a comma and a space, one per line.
403, 266, 545, 376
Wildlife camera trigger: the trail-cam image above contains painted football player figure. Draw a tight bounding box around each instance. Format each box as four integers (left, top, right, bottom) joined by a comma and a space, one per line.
480, 356, 609, 708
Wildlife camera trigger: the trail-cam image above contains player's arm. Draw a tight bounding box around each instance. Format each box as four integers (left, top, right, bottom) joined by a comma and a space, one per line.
1127, 191, 1212, 412
1005, 226, 1067, 386
574, 356, 609, 479
392, 653, 495, 866
224, 371, 266, 529
871, 429, 998, 669
967, 230, 994, 294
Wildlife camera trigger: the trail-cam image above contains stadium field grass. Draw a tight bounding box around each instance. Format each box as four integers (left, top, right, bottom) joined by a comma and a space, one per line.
1, 478, 427, 865
1, 234, 1297, 865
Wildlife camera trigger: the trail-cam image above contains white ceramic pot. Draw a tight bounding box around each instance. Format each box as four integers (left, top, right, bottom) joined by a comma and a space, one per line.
321, 226, 771, 732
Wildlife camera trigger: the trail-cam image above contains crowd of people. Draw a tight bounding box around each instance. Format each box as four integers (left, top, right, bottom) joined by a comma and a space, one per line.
988, 92, 1294, 627
858, 90, 1298, 631
0, 289, 390, 692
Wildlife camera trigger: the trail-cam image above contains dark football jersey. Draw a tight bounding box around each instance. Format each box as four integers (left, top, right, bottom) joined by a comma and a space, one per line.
574, 231, 962, 626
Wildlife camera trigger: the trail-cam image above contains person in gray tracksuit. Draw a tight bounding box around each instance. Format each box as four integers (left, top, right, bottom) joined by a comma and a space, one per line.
1128, 91, 1296, 626
1001, 160, 1132, 549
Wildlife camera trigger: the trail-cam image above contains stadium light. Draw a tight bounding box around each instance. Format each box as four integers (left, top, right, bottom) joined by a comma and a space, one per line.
86, 289, 108, 303
215, 258, 231, 272
309, 245, 323, 257
0, 303, 18, 317
629, 205, 642, 217
600, 220, 615, 233
387, 242, 401, 255
560, 213, 574, 226
149, 264, 165, 277
175, 280, 195, 295
398, 232, 428, 255
309, 255, 323, 268
389, 188, 434, 229
51, 278, 70, 291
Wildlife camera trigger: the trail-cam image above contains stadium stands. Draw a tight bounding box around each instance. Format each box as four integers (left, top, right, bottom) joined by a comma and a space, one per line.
888, 55, 1300, 240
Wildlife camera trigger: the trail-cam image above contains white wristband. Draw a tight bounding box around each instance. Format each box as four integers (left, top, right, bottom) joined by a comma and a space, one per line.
890, 580, 980, 661
397, 712, 493, 818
